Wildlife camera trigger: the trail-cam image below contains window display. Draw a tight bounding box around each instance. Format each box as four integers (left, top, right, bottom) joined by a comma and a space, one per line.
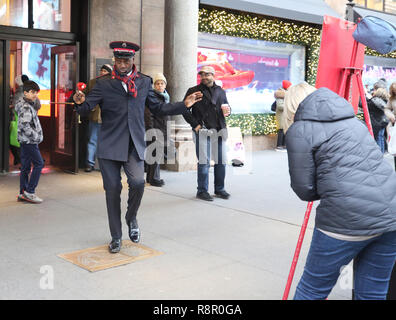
198, 33, 305, 114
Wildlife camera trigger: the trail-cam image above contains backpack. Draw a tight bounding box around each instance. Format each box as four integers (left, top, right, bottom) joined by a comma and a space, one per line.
353, 16, 396, 54
9, 111, 20, 148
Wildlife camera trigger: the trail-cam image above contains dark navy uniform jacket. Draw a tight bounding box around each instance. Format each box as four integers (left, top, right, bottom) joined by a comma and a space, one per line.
75, 73, 187, 161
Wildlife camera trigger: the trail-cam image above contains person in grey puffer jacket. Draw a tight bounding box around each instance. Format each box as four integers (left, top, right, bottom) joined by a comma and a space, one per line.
15, 80, 44, 204
284, 82, 396, 300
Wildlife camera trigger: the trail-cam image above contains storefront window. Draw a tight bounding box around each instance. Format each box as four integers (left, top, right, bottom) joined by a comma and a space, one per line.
355, 0, 366, 6
198, 33, 305, 114
33, 0, 70, 32
22, 41, 55, 116
367, 0, 384, 11
384, 0, 396, 13
363, 55, 396, 91
0, 0, 28, 27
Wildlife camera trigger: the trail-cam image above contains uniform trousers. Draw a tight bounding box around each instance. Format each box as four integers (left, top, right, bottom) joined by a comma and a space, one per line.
98, 140, 145, 240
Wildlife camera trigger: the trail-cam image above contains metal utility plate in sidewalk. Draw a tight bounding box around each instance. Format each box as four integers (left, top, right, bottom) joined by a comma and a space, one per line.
57, 240, 163, 272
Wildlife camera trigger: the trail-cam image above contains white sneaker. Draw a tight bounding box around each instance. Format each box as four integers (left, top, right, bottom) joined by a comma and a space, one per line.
22, 191, 43, 204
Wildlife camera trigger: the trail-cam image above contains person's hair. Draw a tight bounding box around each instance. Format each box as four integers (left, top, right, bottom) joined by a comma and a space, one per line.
21, 74, 29, 83
23, 80, 40, 93
373, 87, 389, 101
389, 82, 396, 100
373, 80, 386, 91
283, 82, 317, 133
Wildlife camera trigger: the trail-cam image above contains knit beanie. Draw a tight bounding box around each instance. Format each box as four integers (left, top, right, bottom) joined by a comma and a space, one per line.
101, 64, 113, 74
282, 80, 292, 90
153, 73, 167, 85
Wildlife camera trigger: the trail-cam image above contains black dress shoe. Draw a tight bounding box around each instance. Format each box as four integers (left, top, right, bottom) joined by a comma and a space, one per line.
196, 191, 214, 201
84, 166, 93, 172
148, 179, 164, 187
127, 220, 140, 243
108, 239, 121, 253
215, 190, 230, 199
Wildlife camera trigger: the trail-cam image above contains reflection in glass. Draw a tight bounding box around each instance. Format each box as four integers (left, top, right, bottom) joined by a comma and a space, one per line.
198, 33, 305, 114
0, 0, 28, 27
367, 0, 384, 11
355, 0, 366, 6
33, 0, 70, 32
385, 0, 396, 13
54, 52, 75, 154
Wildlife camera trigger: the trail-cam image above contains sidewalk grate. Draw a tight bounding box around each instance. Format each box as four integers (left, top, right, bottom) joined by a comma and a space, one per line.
57, 240, 163, 272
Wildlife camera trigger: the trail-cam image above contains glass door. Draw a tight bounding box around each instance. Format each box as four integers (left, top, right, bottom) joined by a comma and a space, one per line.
0, 40, 7, 173
50, 44, 79, 173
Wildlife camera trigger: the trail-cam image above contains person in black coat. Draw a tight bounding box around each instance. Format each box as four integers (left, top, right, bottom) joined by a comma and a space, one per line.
183, 66, 231, 202
144, 73, 170, 187
73, 41, 202, 253
284, 82, 396, 300
367, 87, 389, 153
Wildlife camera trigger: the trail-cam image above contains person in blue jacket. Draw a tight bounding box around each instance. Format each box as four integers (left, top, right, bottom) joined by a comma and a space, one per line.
73, 41, 202, 253
284, 82, 396, 300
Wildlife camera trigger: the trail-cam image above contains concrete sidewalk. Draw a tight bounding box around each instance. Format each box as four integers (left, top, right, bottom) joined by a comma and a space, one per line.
3, 150, 388, 300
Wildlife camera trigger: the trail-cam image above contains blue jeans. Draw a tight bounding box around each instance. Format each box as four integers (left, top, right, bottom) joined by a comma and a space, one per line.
193, 131, 226, 193
376, 128, 385, 154
86, 121, 101, 166
294, 228, 396, 300
20, 143, 44, 194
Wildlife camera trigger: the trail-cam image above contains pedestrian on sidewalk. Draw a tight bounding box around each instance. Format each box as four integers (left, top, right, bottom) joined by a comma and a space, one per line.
284, 82, 396, 300
274, 79, 292, 151
85, 64, 113, 172
9, 74, 31, 166
384, 82, 396, 168
73, 41, 202, 253
144, 73, 170, 187
367, 87, 389, 153
183, 66, 231, 202
15, 80, 45, 204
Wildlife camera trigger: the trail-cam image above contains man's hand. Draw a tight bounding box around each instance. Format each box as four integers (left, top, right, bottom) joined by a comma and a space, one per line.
194, 124, 202, 133
73, 90, 86, 105
184, 91, 203, 108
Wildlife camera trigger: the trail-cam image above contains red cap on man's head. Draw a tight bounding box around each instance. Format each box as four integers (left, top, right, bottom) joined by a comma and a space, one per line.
282, 80, 292, 90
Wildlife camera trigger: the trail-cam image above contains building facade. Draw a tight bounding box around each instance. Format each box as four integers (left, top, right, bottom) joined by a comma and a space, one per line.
1, 0, 396, 173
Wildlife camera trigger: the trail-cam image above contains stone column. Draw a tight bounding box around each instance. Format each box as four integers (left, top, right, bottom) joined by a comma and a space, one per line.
163, 0, 199, 171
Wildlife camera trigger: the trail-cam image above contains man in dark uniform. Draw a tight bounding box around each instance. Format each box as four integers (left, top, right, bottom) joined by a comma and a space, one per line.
73, 41, 202, 253
183, 66, 231, 202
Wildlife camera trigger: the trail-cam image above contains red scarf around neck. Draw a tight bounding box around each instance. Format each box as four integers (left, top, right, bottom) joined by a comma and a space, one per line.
112, 65, 139, 97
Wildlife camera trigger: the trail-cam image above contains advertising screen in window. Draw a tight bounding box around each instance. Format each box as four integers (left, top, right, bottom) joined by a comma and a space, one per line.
198, 33, 305, 114
22, 42, 55, 117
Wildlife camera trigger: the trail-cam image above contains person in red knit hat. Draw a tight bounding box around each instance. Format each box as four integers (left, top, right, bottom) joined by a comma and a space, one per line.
272, 80, 292, 151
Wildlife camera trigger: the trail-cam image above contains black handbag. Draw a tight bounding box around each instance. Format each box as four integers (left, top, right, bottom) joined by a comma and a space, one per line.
271, 101, 277, 112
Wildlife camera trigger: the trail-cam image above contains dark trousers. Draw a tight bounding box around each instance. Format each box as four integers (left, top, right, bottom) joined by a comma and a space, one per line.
98, 142, 145, 240
146, 162, 161, 182
193, 132, 226, 193
276, 129, 285, 147
10, 145, 21, 165
19, 143, 44, 194
145, 138, 162, 183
